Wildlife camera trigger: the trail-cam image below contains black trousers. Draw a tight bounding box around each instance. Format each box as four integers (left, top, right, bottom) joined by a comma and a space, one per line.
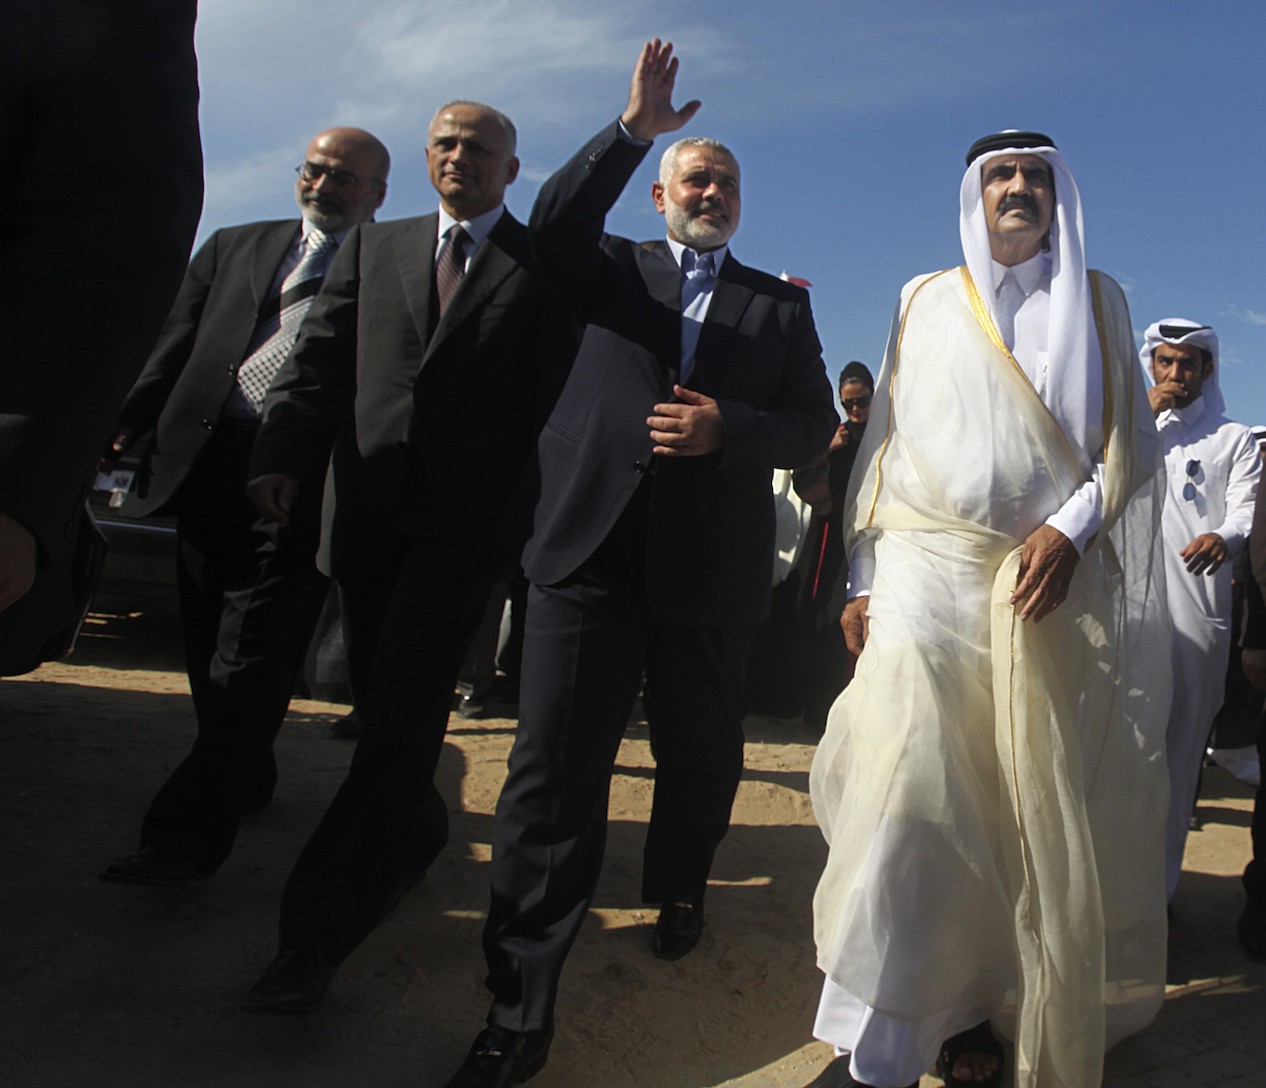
277, 534, 494, 963
482, 493, 752, 1032
139, 422, 327, 872
1245, 719, 1266, 909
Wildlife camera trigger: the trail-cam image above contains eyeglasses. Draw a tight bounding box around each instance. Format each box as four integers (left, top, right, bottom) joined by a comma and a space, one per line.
295, 162, 363, 188
841, 396, 873, 411
1183, 458, 1200, 501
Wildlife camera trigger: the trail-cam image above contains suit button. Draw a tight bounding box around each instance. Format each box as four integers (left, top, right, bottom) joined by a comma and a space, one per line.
200, 417, 214, 430
633, 461, 645, 474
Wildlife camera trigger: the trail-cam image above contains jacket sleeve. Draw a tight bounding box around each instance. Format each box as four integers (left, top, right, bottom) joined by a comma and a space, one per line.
1244, 484, 1266, 649
115, 230, 221, 436
528, 120, 651, 320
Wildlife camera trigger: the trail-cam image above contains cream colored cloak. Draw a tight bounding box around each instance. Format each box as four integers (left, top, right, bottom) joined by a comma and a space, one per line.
811, 267, 1169, 1088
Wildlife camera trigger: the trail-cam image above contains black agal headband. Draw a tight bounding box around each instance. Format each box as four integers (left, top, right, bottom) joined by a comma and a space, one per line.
965, 131, 1057, 166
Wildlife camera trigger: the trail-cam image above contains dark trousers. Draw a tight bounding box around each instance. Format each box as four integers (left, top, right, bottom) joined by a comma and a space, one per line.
139, 423, 327, 872
1246, 719, 1266, 908
483, 496, 751, 1032
277, 535, 493, 963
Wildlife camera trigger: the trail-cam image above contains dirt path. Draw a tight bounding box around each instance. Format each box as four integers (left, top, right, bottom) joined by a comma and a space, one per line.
2, 610, 1263, 1087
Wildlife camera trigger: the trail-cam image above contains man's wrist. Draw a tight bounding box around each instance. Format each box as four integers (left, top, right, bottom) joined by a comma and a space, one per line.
617, 116, 654, 145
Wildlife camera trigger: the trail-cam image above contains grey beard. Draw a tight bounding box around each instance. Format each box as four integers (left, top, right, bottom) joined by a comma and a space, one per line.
664, 201, 735, 250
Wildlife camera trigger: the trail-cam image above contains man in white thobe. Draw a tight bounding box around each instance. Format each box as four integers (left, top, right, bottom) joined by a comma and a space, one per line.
805, 131, 1170, 1088
1144, 318, 1260, 900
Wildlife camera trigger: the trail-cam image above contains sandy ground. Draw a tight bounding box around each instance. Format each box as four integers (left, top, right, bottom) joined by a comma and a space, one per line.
2, 605, 1264, 1088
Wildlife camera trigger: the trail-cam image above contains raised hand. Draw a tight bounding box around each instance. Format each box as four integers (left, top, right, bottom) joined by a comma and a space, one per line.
620, 38, 701, 143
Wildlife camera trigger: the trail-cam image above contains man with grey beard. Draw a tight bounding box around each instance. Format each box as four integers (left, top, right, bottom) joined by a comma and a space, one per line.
98, 127, 388, 887
444, 39, 835, 1088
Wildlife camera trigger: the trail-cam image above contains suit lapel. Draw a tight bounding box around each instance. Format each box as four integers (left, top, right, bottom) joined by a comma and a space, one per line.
393, 215, 439, 347
638, 241, 684, 385
249, 221, 303, 309
691, 254, 756, 386
423, 211, 520, 364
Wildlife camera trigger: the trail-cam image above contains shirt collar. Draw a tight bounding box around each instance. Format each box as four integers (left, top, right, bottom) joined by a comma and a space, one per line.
300, 219, 352, 246
991, 248, 1050, 299
438, 204, 505, 250
666, 236, 728, 275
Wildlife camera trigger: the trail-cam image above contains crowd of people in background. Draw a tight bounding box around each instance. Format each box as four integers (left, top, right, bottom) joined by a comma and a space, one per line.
5, 16, 1266, 1088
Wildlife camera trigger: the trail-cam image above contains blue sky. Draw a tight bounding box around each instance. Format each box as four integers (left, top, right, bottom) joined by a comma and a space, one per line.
195, 0, 1265, 422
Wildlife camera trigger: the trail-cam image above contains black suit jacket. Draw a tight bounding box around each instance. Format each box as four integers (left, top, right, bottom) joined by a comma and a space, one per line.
0, 0, 202, 672
523, 122, 837, 628
249, 210, 576, 580
114, 220, 303, 516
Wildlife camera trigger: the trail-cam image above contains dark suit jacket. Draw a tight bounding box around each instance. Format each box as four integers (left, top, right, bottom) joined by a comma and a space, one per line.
523, 122, 837, 628
249, 210, 576, 580
0, 0, 202, 672
1242, 485, 1266, 651
114, 220, 303, 516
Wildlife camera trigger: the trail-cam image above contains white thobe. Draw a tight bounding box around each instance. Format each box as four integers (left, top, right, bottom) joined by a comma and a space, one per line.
1156, 396, 1260, 898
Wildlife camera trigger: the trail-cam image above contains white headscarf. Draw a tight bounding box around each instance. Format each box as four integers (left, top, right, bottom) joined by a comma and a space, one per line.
1139, 318, 1224, 415
959, 136, 1103, 471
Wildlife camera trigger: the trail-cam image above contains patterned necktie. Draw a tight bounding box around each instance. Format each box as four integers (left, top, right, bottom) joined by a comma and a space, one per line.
436, 225, 470, 317
235, 229, 336, 414
680, 249, 716, 383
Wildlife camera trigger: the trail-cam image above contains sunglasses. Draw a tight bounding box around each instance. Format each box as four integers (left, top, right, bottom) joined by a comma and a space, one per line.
1183, 459, 1201, 501
841, 396, 873, 411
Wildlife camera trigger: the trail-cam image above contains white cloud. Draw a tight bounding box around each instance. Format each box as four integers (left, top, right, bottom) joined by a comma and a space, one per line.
1216, 304, 1266, 329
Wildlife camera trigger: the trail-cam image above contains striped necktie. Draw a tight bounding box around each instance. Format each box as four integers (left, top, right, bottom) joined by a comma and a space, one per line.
235, 229, 336, 414
435, 225, 470, 318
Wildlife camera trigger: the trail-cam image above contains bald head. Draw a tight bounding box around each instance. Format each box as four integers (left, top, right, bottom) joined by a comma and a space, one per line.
295, 127, 389, 233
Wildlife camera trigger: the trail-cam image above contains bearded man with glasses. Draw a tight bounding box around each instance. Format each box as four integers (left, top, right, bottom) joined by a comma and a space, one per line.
98, 127, 388, 888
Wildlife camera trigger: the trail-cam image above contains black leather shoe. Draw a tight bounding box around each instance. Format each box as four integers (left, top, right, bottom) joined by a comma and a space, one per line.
803, 1055, 917, 1088
99, 847, 205, 886
1238, 901, 1266, 959
443, 1023, 553, 1087
651, 899, 705, 961
456, 694, 487, 720
241, 948, 335, 1013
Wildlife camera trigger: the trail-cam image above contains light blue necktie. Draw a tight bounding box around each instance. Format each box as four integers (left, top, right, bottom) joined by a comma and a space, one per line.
680, 249, 716, 384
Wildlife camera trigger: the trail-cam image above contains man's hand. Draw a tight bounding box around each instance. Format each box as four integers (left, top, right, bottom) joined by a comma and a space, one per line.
98, 426, 134, 471
1180, 532, 1228, 576
0, 512, 37, 614
1148, 380, 1184, 416
648, 385, 725, 456
620, 38, 701, 143
247, 474, 299, 526
840, 596, 870, 657
828, 423, 849, 454
1243, 648, 1266, 692
1011, 523, 1079, 622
